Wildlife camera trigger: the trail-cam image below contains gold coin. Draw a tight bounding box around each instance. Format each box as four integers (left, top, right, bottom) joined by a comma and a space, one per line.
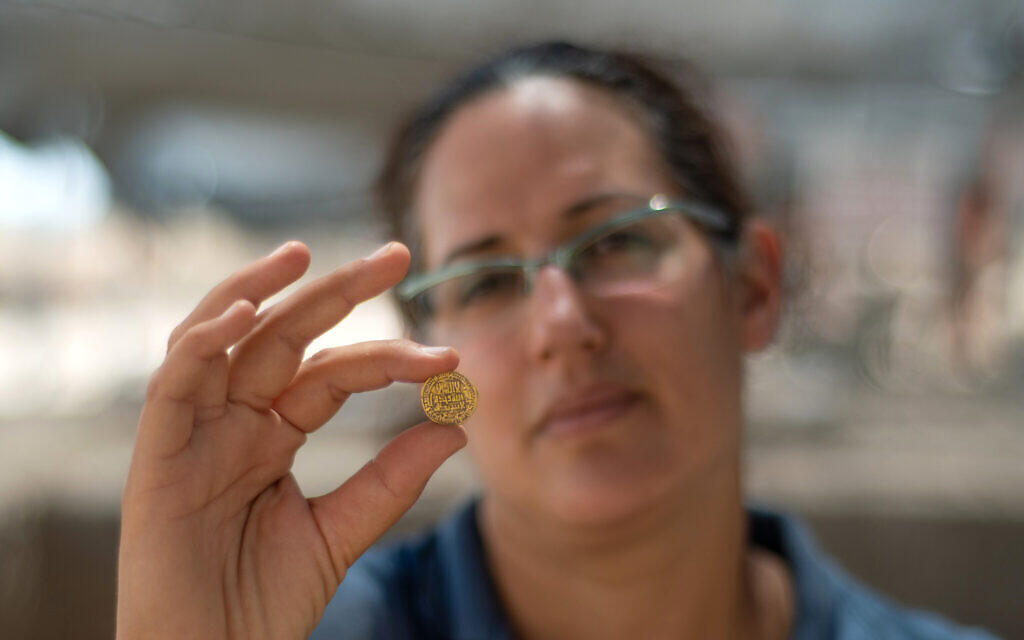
420, 370, 478, 425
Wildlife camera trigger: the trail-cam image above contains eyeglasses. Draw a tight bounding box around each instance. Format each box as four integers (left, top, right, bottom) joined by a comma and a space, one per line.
397, 194, 739, 341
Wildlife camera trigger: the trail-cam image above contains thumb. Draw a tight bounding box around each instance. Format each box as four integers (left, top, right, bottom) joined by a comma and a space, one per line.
308, 421, 468, 581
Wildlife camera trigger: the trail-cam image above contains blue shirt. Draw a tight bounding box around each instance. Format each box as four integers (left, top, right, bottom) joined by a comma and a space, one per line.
311, 498, 1000, 639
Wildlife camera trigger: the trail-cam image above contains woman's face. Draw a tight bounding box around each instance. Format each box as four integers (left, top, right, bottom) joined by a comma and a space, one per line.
411, 77, 750, 526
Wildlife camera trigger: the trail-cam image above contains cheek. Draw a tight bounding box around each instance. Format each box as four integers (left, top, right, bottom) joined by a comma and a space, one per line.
457, 334, 530, 481
611, 272, 743, 451
458, 333, 524, 421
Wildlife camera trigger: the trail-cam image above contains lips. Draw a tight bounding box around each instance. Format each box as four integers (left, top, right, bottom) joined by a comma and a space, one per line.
537, 385, 642, 439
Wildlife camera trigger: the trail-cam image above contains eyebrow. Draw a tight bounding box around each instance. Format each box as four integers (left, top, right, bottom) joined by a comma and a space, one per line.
439, 191, 639, 266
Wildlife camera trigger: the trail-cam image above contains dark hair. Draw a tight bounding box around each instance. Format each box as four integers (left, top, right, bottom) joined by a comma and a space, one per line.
377, 39, 751, 277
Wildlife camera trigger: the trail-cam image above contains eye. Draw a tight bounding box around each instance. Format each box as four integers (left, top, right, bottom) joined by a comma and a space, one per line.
586, 228, 655, 255
456, 270, 520, 307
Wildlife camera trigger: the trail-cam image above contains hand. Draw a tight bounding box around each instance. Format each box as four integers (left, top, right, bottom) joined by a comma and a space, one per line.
116, 241, 466, 640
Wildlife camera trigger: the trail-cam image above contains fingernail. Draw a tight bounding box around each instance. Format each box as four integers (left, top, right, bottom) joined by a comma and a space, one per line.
418, 345, 452, 356
369, 242, 395, 259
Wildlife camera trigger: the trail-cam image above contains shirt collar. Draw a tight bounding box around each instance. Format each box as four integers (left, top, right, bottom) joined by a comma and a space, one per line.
434, 498, 841, 640
747, 504, 841, 640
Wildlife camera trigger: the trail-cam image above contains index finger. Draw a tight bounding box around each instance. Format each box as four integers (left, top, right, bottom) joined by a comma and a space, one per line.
167, 241, 311, 352
227, 242, 411, 408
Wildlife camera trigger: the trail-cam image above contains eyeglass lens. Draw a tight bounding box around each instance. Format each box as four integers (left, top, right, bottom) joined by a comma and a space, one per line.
411, 211, 690, 337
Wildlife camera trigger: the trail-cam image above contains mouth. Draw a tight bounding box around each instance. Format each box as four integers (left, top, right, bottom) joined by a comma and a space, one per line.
537, 387, 643, 440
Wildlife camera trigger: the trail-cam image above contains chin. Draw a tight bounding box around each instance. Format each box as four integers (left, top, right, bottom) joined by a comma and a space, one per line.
541, 464, 679, 528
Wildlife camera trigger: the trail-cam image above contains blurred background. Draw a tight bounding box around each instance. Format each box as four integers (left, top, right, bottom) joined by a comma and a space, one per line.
1, 0, 1023, 638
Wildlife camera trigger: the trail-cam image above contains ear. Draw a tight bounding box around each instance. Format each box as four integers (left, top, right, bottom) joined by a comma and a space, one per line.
733, 219, 783, 353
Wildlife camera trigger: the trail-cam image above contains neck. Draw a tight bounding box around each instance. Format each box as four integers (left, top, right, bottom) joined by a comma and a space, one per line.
479, 461, 780, 640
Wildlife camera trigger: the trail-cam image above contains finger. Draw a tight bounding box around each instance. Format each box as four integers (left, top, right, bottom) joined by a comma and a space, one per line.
167, 241, 310, 353
228, 242, 411, 408
308, 421, 468, 580
272, 340, 458, 432
139, 300, 257, 457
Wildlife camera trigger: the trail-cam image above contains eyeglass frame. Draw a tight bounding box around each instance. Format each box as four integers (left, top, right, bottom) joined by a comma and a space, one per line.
396, 193, 741, 323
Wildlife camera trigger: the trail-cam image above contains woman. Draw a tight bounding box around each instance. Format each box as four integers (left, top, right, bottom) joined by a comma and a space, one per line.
116, 42, 998, 639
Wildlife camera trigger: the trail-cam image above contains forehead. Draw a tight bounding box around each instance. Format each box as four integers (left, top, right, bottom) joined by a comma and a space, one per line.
411, 76, 676, 267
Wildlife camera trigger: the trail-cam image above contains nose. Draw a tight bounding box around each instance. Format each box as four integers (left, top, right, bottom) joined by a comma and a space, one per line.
525, 265, 608, 362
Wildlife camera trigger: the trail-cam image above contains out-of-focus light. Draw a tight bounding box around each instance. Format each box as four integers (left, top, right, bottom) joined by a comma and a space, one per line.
116, 105, 377, 221
0, 132, 112, 231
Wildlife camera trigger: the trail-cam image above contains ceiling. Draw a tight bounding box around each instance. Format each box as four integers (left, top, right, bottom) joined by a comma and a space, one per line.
1, 0, 1020, 220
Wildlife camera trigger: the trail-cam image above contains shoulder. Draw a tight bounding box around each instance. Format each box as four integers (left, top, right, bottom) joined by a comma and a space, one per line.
310, 497, 512, 640
748, 507, 1002, 640
309, 522, 447, 640
829, 580, 1001, 640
